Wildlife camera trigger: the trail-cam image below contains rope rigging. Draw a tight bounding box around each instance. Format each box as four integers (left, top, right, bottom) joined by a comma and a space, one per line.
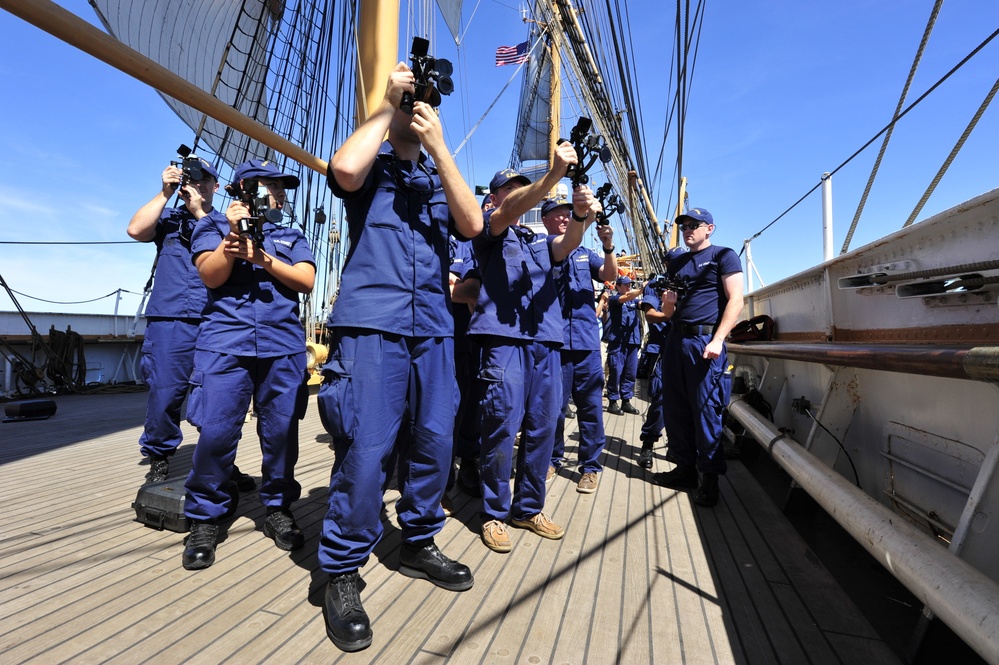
841, 0, 944, 255
741, 25, 999, 255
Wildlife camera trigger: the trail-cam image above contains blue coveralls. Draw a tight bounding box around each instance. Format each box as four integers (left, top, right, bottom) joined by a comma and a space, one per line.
469, 217, 563, 523
604, 292, 641, 401
317, 145, 460, 575
183, 216, 314, 521
639, 286, 670, 445
138, 207, 216, 460
550, 244, 607, 475
450, 236, 481, 487
660, 245, 742, 475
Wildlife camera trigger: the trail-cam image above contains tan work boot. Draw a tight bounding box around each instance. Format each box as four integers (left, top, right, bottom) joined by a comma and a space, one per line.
510, 512, 565, 540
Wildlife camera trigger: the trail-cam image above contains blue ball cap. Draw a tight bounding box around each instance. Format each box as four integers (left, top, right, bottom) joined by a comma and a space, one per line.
489, 168, 531, 192
676, 207, 713, 226
616, 275, 632, 285
540, 196, 571, 217
192, 157, 220, 182
233, 158, 301, 189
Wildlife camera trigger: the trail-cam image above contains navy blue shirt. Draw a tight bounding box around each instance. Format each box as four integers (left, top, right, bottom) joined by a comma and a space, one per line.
667, 245, 742, 325
604, 291, 641, 345
551, 244, 603, 351
144, 206, 216, 319
191, 216, 315, 357
327, 143, 457, 337
640, 284, 670, 354
468, 211, 564, 345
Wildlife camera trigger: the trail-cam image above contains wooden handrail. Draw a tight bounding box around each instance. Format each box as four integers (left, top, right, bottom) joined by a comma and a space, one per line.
728, 341, 999, 383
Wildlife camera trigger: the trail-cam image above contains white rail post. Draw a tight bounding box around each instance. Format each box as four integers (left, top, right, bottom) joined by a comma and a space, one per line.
821, 172, 833, 262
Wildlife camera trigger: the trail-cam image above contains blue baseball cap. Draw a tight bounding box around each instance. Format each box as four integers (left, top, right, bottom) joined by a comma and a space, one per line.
676, 207, 713, 226
234, 159, 301, 189
540, 196, 572, 217
489, 168, 531, 192
616, 275, 632, 285
190, 157, 219, 182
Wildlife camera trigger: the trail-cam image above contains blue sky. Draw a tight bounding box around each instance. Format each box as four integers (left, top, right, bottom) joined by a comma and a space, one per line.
1, 0, 997, 316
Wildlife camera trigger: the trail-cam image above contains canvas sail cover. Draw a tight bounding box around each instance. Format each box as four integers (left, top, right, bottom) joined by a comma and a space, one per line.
90, 0, 281, 170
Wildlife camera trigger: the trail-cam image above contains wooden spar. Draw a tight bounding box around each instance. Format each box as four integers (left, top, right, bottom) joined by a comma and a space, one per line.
356, 0, 400, 126
728, 341, 999, 383
670, 176, 687, 248
1, 0, 328, 175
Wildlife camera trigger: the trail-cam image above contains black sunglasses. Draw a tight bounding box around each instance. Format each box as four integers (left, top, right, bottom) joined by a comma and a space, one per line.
677, 220, 707, 231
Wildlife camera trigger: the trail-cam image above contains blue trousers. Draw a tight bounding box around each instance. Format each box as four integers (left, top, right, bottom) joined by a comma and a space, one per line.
606, 342, 639, 400
317, 331, 457, 575
449, 338, 482, 488
552, 348, 607, 474
640, 352, 664, 444
184, 350, 306, 520
478, 340, 561, 522
660, 332, 730, 475
138, 318, 200, 459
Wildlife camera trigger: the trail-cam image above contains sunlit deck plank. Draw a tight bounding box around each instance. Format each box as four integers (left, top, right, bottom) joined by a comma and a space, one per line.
0, 389, 899, 664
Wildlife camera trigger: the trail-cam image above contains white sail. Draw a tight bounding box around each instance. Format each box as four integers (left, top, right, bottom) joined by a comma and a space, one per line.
90, 0, 281, 168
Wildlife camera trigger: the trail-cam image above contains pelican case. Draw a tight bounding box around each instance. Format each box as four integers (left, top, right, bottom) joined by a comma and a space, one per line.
133, 479, 190, 532
3, 399, 57, 422
132, 479, 239, 533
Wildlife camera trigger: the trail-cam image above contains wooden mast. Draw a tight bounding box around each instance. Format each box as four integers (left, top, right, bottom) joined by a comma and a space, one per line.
356, 0, 400, 126
548, 25, 561, 189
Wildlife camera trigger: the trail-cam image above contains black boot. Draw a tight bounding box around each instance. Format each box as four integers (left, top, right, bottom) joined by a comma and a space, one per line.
182, 520, 219, 570
323, 572, 372, 652
638, 445, 654, 469
607, 400, 623, 415
263, 508, 305, 551
399, 539, 474, 591
144, 456, 169, 484
231, 465, 256, 492
457, 457, 482, 497
651, 464, 698, 490
621, 399, 640, 415
693, 473, 720, 507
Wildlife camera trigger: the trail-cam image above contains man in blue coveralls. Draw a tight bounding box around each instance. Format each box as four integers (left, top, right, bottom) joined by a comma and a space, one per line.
542, 196, 617, 494
127, 156, 254, 492
652, 208, 743, 507
180, 159, 315, 570
637, 247, 685, 468
604, 275, 644, 415
470, 146, 597, 554
316, 63, 483, 653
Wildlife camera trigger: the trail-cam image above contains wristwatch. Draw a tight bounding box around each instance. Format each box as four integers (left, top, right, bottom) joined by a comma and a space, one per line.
603, 245, 615, 254
571, 210, 587, 222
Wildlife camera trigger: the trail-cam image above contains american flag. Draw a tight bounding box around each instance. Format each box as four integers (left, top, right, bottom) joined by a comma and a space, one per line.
495, 40, 530, 67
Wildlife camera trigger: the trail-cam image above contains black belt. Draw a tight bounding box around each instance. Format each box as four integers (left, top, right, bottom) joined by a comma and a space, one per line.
676, 322, 716, 337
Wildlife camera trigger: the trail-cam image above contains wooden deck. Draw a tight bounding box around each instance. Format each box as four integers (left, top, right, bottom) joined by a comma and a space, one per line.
0, 388, 899, 664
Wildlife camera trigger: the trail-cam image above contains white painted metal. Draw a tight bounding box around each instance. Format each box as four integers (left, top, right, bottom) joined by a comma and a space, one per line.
729, 399, 999, 665
821, 172, 833, 262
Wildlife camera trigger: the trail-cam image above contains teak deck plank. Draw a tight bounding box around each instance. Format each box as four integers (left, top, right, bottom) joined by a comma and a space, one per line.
0, 390, 899, 664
